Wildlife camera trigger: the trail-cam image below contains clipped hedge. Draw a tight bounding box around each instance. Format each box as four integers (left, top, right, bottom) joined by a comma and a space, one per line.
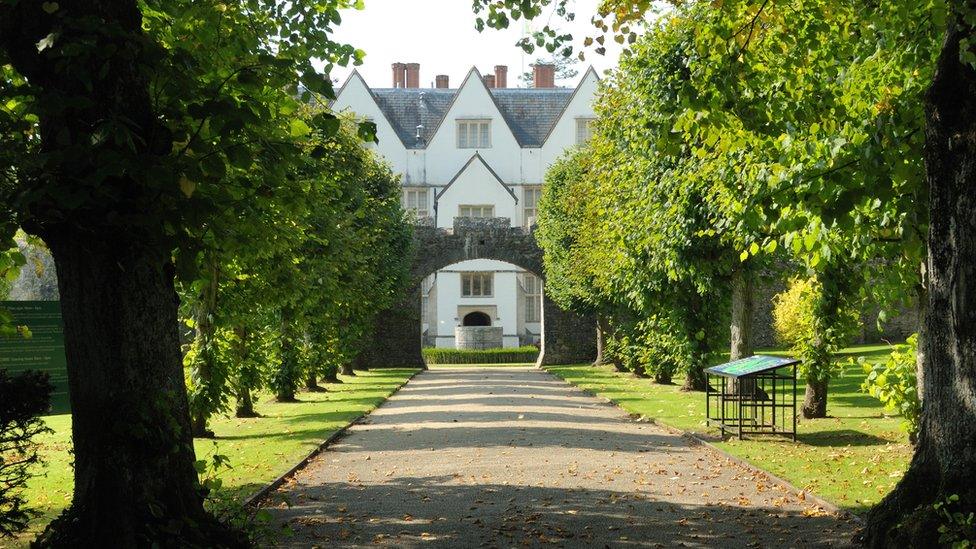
422, 346, 540, 364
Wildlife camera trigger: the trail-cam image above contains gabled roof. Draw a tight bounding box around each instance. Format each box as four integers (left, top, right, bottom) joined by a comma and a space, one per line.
337, 65, 592, 149
435, 153, 519, 203
371, 88, 455, 148
540, 66, 601, 146
490, 88, 575, 147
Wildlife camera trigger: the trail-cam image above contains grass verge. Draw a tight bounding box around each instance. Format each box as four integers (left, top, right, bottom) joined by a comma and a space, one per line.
7, 368, 418, 547
545, 344, 912, 515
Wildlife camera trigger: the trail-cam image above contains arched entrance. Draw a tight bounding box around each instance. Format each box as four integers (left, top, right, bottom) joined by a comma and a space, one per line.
357, 218, 596, 368
462, 311, 492, 326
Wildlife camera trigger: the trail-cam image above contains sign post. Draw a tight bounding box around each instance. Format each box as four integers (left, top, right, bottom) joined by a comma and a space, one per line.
704, 355, 799, 441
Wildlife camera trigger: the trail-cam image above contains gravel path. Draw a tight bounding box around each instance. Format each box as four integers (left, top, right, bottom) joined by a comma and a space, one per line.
261, 367, 857, 548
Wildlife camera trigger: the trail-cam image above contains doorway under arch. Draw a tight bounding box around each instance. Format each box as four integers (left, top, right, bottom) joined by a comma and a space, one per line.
462, 311, 492, 327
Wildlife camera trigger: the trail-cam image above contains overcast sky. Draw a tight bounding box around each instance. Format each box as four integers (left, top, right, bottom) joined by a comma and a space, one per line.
328, 0, 640, 89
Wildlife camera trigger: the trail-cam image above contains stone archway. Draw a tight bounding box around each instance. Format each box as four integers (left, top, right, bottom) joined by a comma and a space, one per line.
357, 218, 596, 368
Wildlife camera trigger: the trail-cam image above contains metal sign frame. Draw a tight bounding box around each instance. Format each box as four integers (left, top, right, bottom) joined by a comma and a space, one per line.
705, 355, 799, 441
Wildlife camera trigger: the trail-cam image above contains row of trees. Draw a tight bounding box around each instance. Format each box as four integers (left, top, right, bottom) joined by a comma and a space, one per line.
538, 0, 935, 414
515, 0, 973, 544
0, 0, 409, 545
178, 117, 409, 438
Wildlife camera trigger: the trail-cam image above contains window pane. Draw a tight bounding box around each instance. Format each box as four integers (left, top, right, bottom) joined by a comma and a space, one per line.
483, 274, 492, 296
480, 122, 489, 147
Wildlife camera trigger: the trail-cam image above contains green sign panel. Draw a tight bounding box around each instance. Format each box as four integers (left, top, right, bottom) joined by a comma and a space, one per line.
705, 354, 799, 378
0, 301, 70, 414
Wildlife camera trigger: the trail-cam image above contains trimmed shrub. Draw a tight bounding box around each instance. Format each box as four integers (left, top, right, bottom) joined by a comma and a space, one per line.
422, 346, 539, 364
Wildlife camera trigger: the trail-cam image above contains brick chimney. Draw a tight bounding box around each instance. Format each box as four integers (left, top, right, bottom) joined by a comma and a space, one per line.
405, 63, 420, 88
435, 75, 450, 88
391, 62, 405, 88
484, 74, 496, 88
494, 65, 508, 88
533, 63, 556, 88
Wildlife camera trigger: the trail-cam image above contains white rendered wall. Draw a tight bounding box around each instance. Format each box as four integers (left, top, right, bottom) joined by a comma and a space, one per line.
432, 259, 522, 349
541, 68, 600, 168
331, 73, 410, 178
435, 157, 518, 229
423, 70, 523, 185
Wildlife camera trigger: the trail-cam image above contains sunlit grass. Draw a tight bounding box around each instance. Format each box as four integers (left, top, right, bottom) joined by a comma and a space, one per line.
8, 368, 418, 547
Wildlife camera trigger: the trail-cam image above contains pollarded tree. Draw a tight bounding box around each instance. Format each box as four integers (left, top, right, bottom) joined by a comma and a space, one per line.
0, 0, 366, 544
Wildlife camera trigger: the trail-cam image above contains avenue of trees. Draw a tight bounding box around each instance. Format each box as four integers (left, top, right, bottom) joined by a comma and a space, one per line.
483, 0, 972, 546
1, 0, 409, 546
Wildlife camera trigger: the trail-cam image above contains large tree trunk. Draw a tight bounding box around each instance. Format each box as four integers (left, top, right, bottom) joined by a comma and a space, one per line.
35, 230, 241, 546
862, 17, 976, 547
1, 1, 242, 544
729, 266, 754, 360
914, 281, 928, 405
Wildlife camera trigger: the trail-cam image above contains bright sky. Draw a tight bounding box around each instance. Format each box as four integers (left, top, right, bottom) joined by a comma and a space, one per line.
328, 0, 636, 89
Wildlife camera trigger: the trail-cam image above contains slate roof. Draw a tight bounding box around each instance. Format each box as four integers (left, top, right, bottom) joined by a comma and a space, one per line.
369, 87, 576, 149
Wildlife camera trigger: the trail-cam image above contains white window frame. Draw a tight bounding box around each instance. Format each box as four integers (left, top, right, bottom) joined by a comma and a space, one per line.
457, 119, 492, 148
522, 273, 542, 322
458, 204, 495, 218
461, 272, 494, 298
523, 186, 542, 228
403, 188, 429, 219
575, 117, 596, 145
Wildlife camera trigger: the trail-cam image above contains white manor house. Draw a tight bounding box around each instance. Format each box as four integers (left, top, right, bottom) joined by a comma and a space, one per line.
332, 62, 599, 349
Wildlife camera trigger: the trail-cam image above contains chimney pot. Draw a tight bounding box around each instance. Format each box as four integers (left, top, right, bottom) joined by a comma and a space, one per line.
533, 63, 556, 88
484, 74, 496, 88
405, 63, 420, 88
392, 62, 405, 88
435, 75, 450, 88
494, 65, 508, 88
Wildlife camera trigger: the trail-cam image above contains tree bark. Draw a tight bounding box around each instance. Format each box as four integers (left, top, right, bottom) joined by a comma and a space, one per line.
862, 16, 976, 547
35, 230, 242, 547
729, 266, 754, 361
340, 363, 356, 376
593, 315, 608, 365
802, 378, 828, 419
0, 0, 243, 544
914, 280, 928, 404
304, 371, 326, 392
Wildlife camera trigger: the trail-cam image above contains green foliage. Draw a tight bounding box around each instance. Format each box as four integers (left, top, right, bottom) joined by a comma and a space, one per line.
422, 346, 540, 365
860, 335, 920, 442
0, 369, 52, 537
933, 494, 976, 548
773, 275, 860, 383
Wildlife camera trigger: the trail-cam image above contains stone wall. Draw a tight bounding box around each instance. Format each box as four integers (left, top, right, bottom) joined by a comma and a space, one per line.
360, 217, 596, 368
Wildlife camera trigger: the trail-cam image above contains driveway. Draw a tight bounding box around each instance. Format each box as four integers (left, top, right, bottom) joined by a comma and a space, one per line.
261, 366, 857, 547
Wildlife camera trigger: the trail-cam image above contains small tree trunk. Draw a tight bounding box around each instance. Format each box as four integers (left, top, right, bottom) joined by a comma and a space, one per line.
305, 371, 326, 392
189, 254, 219, 438
681, 357, 708, 392
231, 326, 259, 418
593, 315, 608, 365
274, 306, 300, 402
35, 229, 242, 546
802, 378, 828, 419
340, 363, 356, 376
729, 266, 754, 361
863, 19, 976, 546
323, 364, 342, 383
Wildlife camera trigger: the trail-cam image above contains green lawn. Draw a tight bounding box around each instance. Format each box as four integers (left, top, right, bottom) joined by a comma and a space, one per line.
546, 344, 912, 515
9, 368, 418, 546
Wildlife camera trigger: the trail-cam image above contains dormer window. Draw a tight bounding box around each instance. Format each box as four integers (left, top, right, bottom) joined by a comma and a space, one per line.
576, 117, 596, 144
457, 119, 491, 148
